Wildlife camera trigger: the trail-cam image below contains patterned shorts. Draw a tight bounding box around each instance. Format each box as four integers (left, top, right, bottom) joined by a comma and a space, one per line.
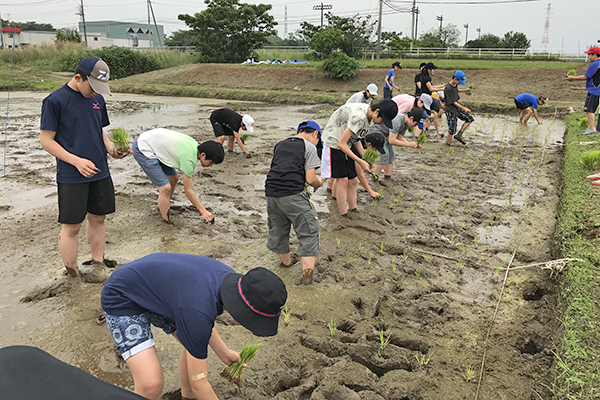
445, 110, 475, 136
104, 312, 177, 360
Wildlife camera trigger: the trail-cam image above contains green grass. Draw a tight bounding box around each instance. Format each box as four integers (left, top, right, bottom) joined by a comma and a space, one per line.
255, 49, 312, 62
581, 150, 600, 170
553, 114, 600, 399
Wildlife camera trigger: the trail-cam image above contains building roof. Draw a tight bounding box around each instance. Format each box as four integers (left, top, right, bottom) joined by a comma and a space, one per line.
2, 27, 21, 33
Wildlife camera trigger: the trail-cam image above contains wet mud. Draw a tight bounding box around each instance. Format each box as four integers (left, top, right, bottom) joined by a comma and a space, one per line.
0, 92, 564, 399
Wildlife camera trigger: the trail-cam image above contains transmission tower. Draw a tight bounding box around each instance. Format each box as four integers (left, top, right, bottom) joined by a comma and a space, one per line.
541, 3, 551, 51
284, 5, 288, 39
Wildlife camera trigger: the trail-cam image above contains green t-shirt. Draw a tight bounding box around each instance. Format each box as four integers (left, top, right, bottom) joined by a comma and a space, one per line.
137, 128, 198, 177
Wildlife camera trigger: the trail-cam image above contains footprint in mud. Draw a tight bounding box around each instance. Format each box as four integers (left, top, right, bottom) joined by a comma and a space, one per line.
21, 281, 72, 303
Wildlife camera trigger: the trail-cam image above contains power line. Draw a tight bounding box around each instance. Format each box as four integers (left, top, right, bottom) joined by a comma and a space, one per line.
386, 0, 540, 4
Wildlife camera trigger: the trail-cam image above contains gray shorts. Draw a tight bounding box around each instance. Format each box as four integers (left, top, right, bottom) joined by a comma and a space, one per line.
266, 191, 319, 257
375, 139, 395, 165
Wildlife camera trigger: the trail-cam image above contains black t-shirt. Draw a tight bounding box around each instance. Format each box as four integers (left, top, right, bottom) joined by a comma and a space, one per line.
444, 83, 460, 114
210, 108, 243, 134
265, 137, 308, 198
0, 346, 146, 399
419, 74, 433, 95
414, 72, 423, 96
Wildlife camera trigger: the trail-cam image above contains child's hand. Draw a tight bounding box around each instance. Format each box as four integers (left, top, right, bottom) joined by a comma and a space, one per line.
202, 210, 214, 223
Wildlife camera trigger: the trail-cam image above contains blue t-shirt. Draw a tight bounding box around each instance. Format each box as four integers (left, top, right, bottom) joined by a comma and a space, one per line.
385, 69, 395, 89
418, 111, 427, 130
585, 60, 600, 96
101, 253, 235, 359
40, 84, 110, 184
515, 93, 539, 109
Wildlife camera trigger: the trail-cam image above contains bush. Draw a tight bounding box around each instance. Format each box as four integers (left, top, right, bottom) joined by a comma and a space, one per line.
317, 52, 357, 80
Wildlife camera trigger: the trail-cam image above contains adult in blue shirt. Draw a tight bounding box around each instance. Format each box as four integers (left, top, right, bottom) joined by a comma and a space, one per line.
40, 57, 129, 278
567, 46, 600, 134
101, 253, 287, 400
383, 61, 402, 99
514, 93, 548, 125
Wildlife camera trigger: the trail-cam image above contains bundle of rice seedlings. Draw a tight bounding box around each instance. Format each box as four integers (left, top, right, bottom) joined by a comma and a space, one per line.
579, 116, 589, 129
567, 69, 577, 76
581, 150, 600, 169
362, 148, 380, 165
221, 343, 261, 386
110, 127, 130, 154
240, 133, 250, 144
416, 134, 427, 146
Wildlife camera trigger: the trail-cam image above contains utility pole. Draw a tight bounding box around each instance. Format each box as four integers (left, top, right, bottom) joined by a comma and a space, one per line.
77, 0, 88, 46
147, 0, 152, 48
148, 0, 163, 50
414, 8, 419, 39
410, 0, 416, 41
436, 15, 443, 31
313, 3, 333, 29
284, 5, 288, 39
0, 11, 4, 50
476, 27, 481, 39
376, 0, 383, 59
541, 3, 551, 51
463, 23, 468, 46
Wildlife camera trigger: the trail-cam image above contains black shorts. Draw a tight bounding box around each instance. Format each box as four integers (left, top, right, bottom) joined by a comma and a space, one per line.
514, 98, 529, 110
58, 176, 115, 224
210, 115, 233, 137
584, 93, 600, 114
330, 147, 357, 179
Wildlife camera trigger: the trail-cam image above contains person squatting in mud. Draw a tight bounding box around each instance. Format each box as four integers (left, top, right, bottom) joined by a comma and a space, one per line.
101, 253, 287, 400
40, 56, 129, 278
209, 107, 254, 157
132, 128, 224, 223
265, 121, 323, 284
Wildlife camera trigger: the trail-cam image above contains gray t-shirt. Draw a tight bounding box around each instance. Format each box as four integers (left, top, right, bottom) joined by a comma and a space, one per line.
300, 137, 321, 171
444, 83, 460, 115
322, 103, 371, 150
346, 91, 373, 105
368, 113, 408, 143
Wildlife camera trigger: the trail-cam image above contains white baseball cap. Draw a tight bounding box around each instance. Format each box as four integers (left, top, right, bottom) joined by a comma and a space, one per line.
419, 93, 433, 111
242, 114, 254, 132
366, 83, 378, 96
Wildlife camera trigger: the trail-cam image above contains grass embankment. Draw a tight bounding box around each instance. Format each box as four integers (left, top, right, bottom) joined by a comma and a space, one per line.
553, 114, 600, 399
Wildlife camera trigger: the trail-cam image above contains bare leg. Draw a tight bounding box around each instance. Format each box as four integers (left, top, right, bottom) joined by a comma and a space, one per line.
86, 213, 106, 262
301, 256, 316, 272
355, 162, 379, 198
278, 253, 291, 265
126, 347, 164, 400
227, 136, 235, 151
157, 183, 172, 221
59, 222, 83, 276
434, 111, 443, 135
587, 112, 596, 131
459, 121, 472, 134
168, 174, 178, 199
178, 349, 194, 399
217, 136, 226, 145
331, 178, 337, 199
347, 177, 358, 211
373, 164, 384, 177
336, 177, 349, 215
522, 108, 533, 124
383, 163, 393, 176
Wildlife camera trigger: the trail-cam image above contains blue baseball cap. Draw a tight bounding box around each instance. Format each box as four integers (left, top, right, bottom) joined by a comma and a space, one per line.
453, 70, 466, 85
298, 120, 323, 158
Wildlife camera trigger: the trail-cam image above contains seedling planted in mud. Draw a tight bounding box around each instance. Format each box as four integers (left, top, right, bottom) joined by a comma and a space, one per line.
451, 234, 456, 242
402, 249, 408, 260
336, 237, 341, 247
358, 242, 363, 251
368, 254, 373, 266
424, 254, 432, 263
392, 260, 397, 272
379, 330, 392, 351
495, 265, 500, 277
348, 252, 354, 263
460, 243, 466, 253
327, 317, 336, 336
282, 305, 291, 323
402, 232, 408, 241
244, 217, 249, 227
465, 365, 475, 382
391, 220, 396, 227
415, 351, 433, 366
380, 242, 384, 254
222, 343, 261, 386
414, 267, 421, 278
458, 260, 464, 271
227, 216, 231, 223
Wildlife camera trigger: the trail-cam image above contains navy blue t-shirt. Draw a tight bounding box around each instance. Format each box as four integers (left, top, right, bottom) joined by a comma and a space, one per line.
40, 84, 110, 184
101, 253, 235, 359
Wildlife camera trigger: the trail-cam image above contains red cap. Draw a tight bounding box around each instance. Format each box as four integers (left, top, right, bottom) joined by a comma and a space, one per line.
584, 46, 600, 55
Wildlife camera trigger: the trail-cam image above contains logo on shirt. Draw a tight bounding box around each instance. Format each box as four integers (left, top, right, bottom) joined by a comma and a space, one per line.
92, 102, 101, 110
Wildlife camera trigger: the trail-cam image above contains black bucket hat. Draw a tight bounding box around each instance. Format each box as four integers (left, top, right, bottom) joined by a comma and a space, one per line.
221, 267, 287, 337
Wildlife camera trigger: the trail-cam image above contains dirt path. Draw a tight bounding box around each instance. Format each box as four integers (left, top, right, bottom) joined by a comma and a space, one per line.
0, 92, 564, 399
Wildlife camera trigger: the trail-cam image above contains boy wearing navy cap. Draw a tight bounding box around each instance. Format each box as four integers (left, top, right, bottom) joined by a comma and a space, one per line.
443, 70, 474, 146
265, 121, 323, 284
101, 253, 287, 400
40, 57, 129, 278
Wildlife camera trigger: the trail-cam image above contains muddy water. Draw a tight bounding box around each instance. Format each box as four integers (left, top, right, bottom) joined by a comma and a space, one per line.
0, 92, 564, 399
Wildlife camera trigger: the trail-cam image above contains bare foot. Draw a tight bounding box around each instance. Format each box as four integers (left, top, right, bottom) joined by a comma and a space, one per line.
302, 269, 314, 285
585, 173, 600, 180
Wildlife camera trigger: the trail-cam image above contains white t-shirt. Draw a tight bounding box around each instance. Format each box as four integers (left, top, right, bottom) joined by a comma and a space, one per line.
137, 128, 198, 177
322, 103, 371, 150
345, 91, 372, 105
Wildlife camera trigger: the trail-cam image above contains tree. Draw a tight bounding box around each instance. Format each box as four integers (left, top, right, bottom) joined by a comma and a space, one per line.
311, 28, 343, 58
299, 13, 376, 57
0, 19, 55, 31
381, 31, 412, 49
164, 30, 199, 46
501, 31, 530, 49
465, 33, 502, 48
55, 29, 81, 43
418, 24, 460, 48
178, 0, 277, 63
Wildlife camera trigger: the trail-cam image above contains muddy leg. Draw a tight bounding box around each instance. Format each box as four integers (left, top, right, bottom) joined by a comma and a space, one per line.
335, 177, 349, 215
346, 177, 358, 211
86, 213, 106, 263
59, 222, 82, 276
168, 174, 178, 198
157, 183, 172, 221
301, 256, 316, 285
372, 164, 384, 178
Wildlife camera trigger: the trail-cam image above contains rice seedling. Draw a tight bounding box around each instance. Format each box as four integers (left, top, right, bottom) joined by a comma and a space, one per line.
415, 351, 433, 366
362, 148, 380, 165
399, 190, 404, 198
327, 317, 336, 336
495, 265, 500, 276
435, 207, 439, 216
282, 305, 291, 323
392, 260, 396, 272
402, 249, 408, 260
428, 217, 432, 226
379, 330, 392, 351
579, 116, 589, 129
222, 343, 261, 386
465, 203, 472, 213
416, 134, 427, 146
435, 183, 440, 192
336, 237, 341, 247
414, 267, 421, 278
485, 186, 489, 199
460, 243, 466, 253
458, 260, 464, 271
567, 69, 576, 76
581, 151, 600, 169
451, 233, 456, 242
402, 232, 408, 241
424, 254, 432, 263
358, 242, 363, 251
261, 152, 266, 159
348, 252, 354, 263
244, 217, 249, 227
227, 216, 231, 223
391, 219, 396, 227
465, 365, 475, 382
368, 254, 373, 266
109, 127, 131, 154
419, 193, 424, 201
410, 206, 415, 213
265, 222, 268, 233
380, 242, 384, 254
240, 133, 250, 143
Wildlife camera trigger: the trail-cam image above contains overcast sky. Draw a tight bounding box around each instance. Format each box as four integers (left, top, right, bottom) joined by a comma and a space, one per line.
1, 0, 597, 55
